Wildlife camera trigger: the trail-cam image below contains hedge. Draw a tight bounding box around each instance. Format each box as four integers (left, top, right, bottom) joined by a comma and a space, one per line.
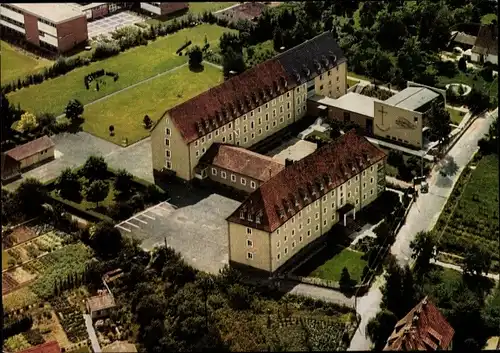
48, 193, 113, 223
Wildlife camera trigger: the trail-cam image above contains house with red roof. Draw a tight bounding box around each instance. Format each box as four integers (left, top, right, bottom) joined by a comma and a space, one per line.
150, 31, 347, 181
18, 341, 61, 353
226, 130, 386, 274
384, 296, 455, 351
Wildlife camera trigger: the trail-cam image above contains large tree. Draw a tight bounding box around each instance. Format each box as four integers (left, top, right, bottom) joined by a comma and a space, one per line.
81, 155, 108, 181
86, 180, 109, 207
427, 101, 452, 145
57, 168, 82, 201
114, 169, 133, 194
368, 50, 395, 83
359, 1, 385, 29
374, 9, 408, 51
222, 47, 246, 79
14, 178, 46, 217
65, 99, 84, 121
382, 262, 419, 318
397, 36, 424, 80
367, 309, 398, 350
188, 45, 203, 69
410, 231, 437, 273
462, 243, 492, 277
90, 221, 123, 258
466, 87, 490, 114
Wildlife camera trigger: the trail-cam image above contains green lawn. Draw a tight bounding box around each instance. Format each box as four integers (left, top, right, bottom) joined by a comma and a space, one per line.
146, 2, 237, 25
347, 71, 371, 82
435, 154, 499, 268
447, 107, 466, 125
347, 78, 359, 88
83, 64, 223, 145
437, 71, 498, 99
7, 24, 235, 117
0, 40, 51, 85
481, 13, 498, 25
308, 248, 367, 283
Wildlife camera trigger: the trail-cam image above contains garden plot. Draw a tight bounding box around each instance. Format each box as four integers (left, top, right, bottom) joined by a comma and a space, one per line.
2, 266, 37, 295
2, 287, 41, 312
3, 225, 38, 248
34, 309, 73, 348
5, 232, 64, 268
50, 296, 88, 344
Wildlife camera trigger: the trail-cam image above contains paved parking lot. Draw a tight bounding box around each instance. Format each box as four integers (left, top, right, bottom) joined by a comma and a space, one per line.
87, 11, 146, 39
115, 195, 241, 274
266, 137, 317, 164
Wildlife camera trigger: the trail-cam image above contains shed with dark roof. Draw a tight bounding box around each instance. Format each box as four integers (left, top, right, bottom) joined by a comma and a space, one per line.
4, 136, 55, 171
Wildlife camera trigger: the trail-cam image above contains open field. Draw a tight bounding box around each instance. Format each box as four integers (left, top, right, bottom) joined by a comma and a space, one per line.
0, 40, 51, 85
7, 24, 235, 117
434, 154, 499, 271
82, 63, 223, 144
146, 2, 237, 25
447, 107, 466, 125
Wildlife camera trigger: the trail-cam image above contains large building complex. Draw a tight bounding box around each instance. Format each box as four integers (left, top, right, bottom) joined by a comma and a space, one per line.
226, 130, 386, 274
0, 3, 88, 52
151, 32, 348, 180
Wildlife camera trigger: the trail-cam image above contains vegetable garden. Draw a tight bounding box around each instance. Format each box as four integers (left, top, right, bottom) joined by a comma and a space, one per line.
50, 296, 88, 343
434, 154, 499, 272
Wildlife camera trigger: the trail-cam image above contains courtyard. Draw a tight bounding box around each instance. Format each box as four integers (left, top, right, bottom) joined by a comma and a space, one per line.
87, 11, 146, 39
115, 194, 241, 274
266, 137, 317, 164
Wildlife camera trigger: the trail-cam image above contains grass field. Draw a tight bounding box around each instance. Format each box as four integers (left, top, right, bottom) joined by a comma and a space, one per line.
147, 2, 237, 25
437, 71, 498, 99
7, 24, 235, 117
347, 78, 360, 88
434, 154, 499, 269
83, 64, 223, 144
347, 71, 371, 82
0, 40, 51, 85
307, 248, 367, 283
447, 107, 466, 125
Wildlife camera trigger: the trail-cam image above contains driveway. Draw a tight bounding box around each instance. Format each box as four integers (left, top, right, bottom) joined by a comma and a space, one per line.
4, 132, 153, 190
116, 194, 241, 275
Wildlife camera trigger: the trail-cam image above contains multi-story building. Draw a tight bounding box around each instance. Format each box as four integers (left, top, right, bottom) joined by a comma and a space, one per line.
151, 31, 348, 181
0, 3, 88, 52
139, 2, 189, 16
226, 130, 387, 274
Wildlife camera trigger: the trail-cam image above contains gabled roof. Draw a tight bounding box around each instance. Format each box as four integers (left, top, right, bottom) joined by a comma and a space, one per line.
449, 31, 477, 46
18, 341, 61, 353
199, 143, 284, 182
472, 24, 498, 55
167, 59, 294, 144
275, 31, 346, 84
159, 31, 344, 144
87, 292, 116, 312
384, 87, 440, 112
5, 136, 55, 161
226, 130, 386, 232
384, 296, 455, 351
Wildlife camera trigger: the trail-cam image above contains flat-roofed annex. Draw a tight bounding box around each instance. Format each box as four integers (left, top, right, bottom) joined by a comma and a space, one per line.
10, 3, 85, 24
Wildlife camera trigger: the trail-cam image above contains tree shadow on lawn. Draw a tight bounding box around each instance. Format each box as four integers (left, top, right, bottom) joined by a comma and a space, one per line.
188, 64, 205, 73
67, 117, 84, 134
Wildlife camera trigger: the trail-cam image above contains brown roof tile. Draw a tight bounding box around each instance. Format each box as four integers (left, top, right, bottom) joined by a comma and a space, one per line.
384, 296, 455, 351
472, 24, 498, 55
199, 143, 284, 182
19, 341, 61, 353
168, 59, 295, 144
6, 136, 55, 161
226, 130, 386, 232
87, 293, 116, 312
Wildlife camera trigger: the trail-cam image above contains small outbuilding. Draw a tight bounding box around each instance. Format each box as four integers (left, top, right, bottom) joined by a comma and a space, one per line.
86, 290, 116, 320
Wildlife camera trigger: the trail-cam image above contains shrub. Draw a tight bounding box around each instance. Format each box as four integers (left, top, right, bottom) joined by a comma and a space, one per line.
176, 40, 193, 54
143, 115, 152, 129
92, 42, 120, 60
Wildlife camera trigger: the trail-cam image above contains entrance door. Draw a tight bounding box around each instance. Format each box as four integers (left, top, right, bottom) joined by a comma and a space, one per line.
366, 119, 373, 135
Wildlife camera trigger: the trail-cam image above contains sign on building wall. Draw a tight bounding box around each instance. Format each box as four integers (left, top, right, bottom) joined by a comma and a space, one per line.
395, 117, 417, 130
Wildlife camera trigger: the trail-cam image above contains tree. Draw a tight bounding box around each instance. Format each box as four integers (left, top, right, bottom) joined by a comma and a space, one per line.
143, 115, 152, 129
457, 56, 467, 71
339, 267, 352, 289
90, 221, 123, 258
114, 169, 133, 193
373, 220, 394, 247
359, 1, 385, 29
462, 243, 492, 276
467, 87, 490, 114
14, 178, 46, 217
397, 36, 424, 80
222, 46, 246, 78
410, 231, 436, 273
57, 168, 82, 201
387, 150, 405, 169
374, 9, 408, 51
0, 93, 20, 142
438, 155, 459, 177
367, 310, 398, 350
368, 50, 395, 82
382, 262, 418, 317
17, 112, 38, 132
82, 155, 108, 180
427, 101, 451, 144
188, 45, 203, 69
86, 180, 109, 207
65, 99, 84, 121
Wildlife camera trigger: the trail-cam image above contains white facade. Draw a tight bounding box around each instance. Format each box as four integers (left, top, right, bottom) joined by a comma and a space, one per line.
140, 2, 162, 15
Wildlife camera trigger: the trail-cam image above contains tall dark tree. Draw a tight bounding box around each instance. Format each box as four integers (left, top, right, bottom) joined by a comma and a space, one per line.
368, 50, 395, 83
458, 56, 467, 72
462, 243, 492, 277
13, 178, 47, 217
57, 168, 82, 201
86, 180, 109, 207
81, 155, 108, 181
114, 169, 133, 194
410, 231, 436, 273
90, 221, 123, 258
397, 36, 424, 80
366, 310, 398, 350
427, 101, 452, 144
65, 99, 84, 121
375, 9, 409, 51
466, 87, 490, 114
222, 47, 246, 79
188, 45, 203, 69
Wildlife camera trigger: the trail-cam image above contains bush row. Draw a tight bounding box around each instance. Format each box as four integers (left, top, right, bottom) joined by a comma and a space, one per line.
84, 69, 119, 89
176, 40, 192, 54
3, 315, 33, 339
1, 11, 243, 94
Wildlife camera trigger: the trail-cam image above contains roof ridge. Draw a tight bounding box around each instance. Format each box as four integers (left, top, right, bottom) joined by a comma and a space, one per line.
274, 31, 333, 59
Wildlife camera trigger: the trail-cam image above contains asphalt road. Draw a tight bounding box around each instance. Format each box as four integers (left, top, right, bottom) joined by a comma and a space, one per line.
348, 108, 497, 351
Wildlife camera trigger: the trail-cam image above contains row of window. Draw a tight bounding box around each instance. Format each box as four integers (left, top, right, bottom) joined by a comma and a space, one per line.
0, 14, 24, 29
212, 168, 257, 189
385, 135, 411, 145
1, 4, 23, 14
319, 66, 340, 81
39, 18, 56, 28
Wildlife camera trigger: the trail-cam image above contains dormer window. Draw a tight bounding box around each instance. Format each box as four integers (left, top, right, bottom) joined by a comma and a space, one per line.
247, 213, 253, 221
239, 210, 245, 219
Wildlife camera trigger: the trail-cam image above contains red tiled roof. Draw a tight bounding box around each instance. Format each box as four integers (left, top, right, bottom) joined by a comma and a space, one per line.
87, 293, 116, 312
6, 136, 55, 161
167, 59, 295, 144
384, 296, 455, 351
199, 143, 284, 182
19, 341, 61, 353
227, 130, 386, 232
